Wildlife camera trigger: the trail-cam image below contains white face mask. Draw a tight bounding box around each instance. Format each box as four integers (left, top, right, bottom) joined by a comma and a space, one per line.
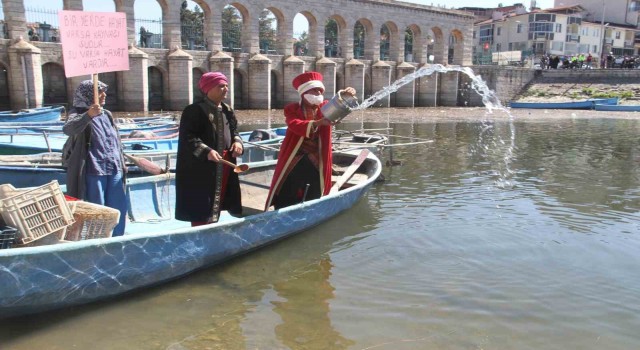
303, 94, 324, 106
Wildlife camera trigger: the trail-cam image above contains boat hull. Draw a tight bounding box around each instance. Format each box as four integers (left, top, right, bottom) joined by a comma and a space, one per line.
594, 104, 640, 112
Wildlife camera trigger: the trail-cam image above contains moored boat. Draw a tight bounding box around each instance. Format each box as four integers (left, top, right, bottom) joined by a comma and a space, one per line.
509, 97, 619, 110
0, 150, 381, 318
0, 106, 65, 123
594, 103, 640, 112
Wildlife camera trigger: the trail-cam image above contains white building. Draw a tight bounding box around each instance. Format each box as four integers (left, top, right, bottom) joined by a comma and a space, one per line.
554, 0, 640, 27
473, 4, 639, 66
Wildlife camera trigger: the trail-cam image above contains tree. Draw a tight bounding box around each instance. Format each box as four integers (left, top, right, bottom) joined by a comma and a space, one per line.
259, 10, 277, 53
180, 2, 204, 49
222, 5, 242, 50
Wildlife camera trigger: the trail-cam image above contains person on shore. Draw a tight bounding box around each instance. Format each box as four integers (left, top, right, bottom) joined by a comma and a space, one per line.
62, 80, 128, 236
264, 71, 356, 210
175, 72, 244, 226
139, 26, 148, 48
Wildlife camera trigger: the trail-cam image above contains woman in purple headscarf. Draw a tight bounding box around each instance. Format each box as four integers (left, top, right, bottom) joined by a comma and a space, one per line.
175, 72, 244, 225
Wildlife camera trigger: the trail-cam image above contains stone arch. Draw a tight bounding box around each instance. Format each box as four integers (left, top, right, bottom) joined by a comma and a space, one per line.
261, 7, 285, 55
449, 29, 464, 65
233, 68, 248, 109
294, 11, 318, 57
42, 63, 67, 106
380, 21, 399, 61
134, 0, 166, 48
405, 24, 422, 62
221, 3, 248, 53
180, 0, 211, 51
192, 67, 205, 102
336, 70, 344, 91
430, 26, 445, 64
148, 66, 165, 111
364, 71, 372, 99
270, 68, 284, 108
353, 18, 373, 59
326, 15, 347, 58
0, 62, 10, 110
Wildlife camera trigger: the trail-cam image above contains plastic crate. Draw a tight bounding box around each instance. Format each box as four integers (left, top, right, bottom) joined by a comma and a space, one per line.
0, 181, 74, 244
63, 201, 120, 241
0, 225, 17, 249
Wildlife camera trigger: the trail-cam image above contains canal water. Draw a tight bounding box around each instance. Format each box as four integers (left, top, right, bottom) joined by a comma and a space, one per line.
1, 117, 639, 350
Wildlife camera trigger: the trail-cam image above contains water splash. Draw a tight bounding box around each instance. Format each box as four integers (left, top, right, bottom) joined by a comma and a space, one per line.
354, 64, 516, 188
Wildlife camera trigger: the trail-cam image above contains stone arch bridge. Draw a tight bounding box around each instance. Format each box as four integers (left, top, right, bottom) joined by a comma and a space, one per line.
0, 0, 487, 111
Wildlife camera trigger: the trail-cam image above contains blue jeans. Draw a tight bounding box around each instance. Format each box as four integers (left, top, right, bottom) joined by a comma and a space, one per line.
85, 172, 127, 236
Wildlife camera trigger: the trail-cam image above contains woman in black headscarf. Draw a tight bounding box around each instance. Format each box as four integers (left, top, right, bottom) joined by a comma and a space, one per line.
62, 80, 128, 236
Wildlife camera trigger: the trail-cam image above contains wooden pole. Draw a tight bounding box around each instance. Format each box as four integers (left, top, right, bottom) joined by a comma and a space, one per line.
92, 73, 99, 105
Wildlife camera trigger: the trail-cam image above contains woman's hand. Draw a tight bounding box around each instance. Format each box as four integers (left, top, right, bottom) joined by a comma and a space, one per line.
87, 104, 103, 118
230, 142, 243, 158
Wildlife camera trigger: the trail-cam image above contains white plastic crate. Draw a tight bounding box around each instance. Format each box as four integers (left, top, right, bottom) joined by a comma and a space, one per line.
0, 181, 74, 244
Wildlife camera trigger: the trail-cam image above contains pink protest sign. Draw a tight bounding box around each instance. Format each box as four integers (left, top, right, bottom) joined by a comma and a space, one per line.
58, 11, 129, 77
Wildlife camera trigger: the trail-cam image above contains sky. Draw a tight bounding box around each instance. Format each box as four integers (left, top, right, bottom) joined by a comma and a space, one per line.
19, 0, 556, 30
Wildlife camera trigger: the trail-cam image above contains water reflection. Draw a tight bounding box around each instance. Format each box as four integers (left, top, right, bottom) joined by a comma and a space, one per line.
2, 118, 640, 349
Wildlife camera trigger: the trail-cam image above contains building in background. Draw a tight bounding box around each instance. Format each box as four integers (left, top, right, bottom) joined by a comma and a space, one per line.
471, 3, 639, 66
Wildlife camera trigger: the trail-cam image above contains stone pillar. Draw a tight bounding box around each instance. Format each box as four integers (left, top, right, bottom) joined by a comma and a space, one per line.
371, 60, 392, 107
209, 51, 234, 107
395, 62, 416, 107
248, 54, 271, 109
162, 8, 181, 50
345, 59, 365, 102
340, 25, 354, 60
120, 46, 148, 111
115, 1, 136, 47
63, 0, 83, 10
438, 71, 459, 106
314, 23, 326, 59
316, 57, 337, 99
168, 48, 193, 110
391, 31, 403, 63
434, 37, 446, 65
8, 38, 42, 109
283, 55, 304, 105
4, 0, 26, 41
416, 64, 438, 107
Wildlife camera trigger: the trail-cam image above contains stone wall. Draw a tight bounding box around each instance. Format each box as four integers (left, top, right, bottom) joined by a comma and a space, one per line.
0, 0, 479, 111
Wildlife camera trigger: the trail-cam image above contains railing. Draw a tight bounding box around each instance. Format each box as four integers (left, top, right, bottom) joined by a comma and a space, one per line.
136, 18, 163, 49
25, 7, 59, 43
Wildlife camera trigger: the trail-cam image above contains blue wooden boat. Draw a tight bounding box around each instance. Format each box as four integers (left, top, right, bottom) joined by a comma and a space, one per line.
0, 150, 381, 318
0, 106, 64, 123
594, 104, 640, 112
509, 98, 619, 110
0, 127, 284, 154
0, 152, 177, 187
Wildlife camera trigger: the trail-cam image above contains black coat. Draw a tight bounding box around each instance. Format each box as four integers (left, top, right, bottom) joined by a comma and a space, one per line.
175, 101, 243, 222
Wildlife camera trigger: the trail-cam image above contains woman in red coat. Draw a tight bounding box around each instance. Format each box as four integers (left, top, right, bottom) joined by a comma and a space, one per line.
265, 71, 356, 210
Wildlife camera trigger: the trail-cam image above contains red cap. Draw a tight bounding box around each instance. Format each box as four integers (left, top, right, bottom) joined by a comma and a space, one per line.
292, 71, 325, 96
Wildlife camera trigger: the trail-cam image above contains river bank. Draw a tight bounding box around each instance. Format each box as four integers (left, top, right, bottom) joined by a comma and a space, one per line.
115, 107, 640, 124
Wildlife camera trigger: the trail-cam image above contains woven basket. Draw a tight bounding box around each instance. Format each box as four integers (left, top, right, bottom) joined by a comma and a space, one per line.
63, 201, 121, 241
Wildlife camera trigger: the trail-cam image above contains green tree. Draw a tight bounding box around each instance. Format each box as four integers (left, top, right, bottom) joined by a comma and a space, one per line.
222, 5, 242, 50
180, 2, 204, 49
259, 10, 277, 53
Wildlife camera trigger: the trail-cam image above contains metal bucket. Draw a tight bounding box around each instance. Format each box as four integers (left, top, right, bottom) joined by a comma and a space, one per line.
321, 91, 358, 123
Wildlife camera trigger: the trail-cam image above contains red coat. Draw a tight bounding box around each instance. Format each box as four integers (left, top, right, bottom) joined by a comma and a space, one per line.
265, 101, 333, 210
